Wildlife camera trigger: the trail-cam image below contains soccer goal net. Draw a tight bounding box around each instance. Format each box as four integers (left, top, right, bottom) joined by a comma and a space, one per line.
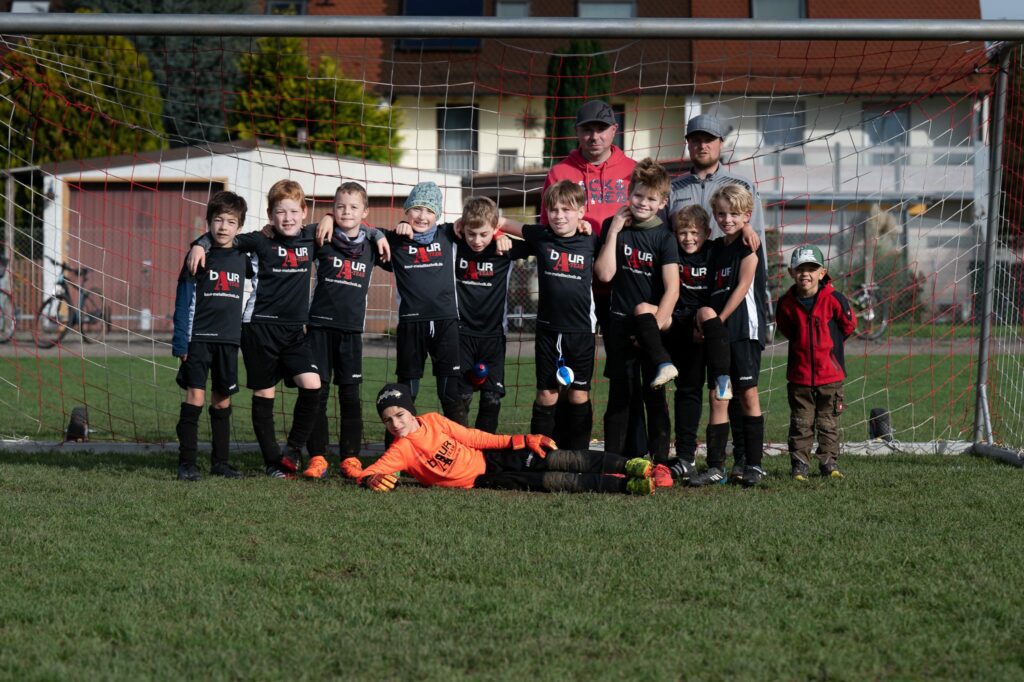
0, 15, 1019, 457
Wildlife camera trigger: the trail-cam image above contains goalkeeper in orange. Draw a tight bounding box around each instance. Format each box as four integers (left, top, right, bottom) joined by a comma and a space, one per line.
342, 384, 657, 494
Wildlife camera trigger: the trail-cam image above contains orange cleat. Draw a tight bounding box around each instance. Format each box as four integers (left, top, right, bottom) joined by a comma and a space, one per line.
302, 455, 330, 480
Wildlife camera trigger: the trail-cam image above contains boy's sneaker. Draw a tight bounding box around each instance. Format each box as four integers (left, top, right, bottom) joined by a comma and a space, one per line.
741, 465, 767, 488
820, 462, 844, 479
669, 458, 696, 482
729, 465, 746, 484
688, 467, 728, 487
652, 464, 674, 488
210, 461, 243, 479
177, 462, 202, 482
791, 462, 810, 482
626, 477, 656, 495
279, 448, 301, 473
713, 375, 733, 402
650, 362, 679, 389
302, 455, 330, 480
265, 464, 295, 479
624, 457, 653, 479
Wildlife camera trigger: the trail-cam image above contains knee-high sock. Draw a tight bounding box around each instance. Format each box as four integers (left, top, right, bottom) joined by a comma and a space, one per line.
743, 415, 765, 467
338, 383, 363, 457
633, 313, 671, 365
438, 375, 468, 425
562, 400, 593, 450
209, 405, 231, 465
251, 395, 279, 465
530, 402, 557, 439
706, 421, 730, 470
176, 402, 202, 465
702, 317, 730, 378
287, 387, 321, 451
729, 398, 746, 467
307, 386, 331, 457
475, 390, 502, 434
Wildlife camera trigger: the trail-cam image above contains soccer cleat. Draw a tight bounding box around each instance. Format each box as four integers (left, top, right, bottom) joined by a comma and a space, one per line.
820, 462, 845, 479
669, 457, 696, 482
713, 375, 733, 401
302, 455, 330, 480
650, 362, 679, 389
210, 461, 244, 479
729, 464, 746, 484
177, 462, 202, 482
741, 465, 767, 488
791, 462, 810, 482
265, 464, 295, 479
624, 457, 653, 479
687, 466, 728, 487
626, 477, 656, 495
279, 448, 301, 473
652, 463, 674, 488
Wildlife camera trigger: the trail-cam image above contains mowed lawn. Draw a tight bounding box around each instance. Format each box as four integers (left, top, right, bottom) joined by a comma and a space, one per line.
0, 350, 994, 446
0, 451, 1022, 679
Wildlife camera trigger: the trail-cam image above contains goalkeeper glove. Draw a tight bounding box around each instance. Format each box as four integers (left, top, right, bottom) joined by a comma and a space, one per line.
363, 473, 398, 492
510, 434, 557, 458
340, 457, 363, 480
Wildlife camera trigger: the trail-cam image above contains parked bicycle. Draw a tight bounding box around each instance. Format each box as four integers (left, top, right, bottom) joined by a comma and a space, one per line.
850, 281, 889, 341
35, 256, 110, 348
0, 251, 15, 344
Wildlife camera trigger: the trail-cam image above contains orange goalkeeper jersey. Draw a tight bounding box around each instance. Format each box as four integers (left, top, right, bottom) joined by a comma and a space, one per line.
360, 412, 512, 488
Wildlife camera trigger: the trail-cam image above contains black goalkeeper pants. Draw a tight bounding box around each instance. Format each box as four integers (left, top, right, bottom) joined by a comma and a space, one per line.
474, 448, 630, 493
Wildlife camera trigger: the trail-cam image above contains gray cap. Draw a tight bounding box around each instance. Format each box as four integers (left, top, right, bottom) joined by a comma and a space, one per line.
575, 100, 616, 127
686, 114, 727, 139
790, 244, 825, 269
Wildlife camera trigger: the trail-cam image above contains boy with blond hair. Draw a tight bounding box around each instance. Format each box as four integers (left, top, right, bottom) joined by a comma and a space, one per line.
594, 158, 679, 462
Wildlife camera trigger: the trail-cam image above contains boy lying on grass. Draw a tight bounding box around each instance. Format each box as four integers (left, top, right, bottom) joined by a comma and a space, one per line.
340, 384, 657, 495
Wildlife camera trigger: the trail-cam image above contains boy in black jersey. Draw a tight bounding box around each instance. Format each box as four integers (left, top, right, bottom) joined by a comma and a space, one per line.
496, 181, 598, 449
172, 191, 249, 481
382, 181, 465, 425
688, 184, 769, 488
453, 196, 529, 433
594, 159, 679, 463
302, 181, 390, 479
188, 180, 326, 479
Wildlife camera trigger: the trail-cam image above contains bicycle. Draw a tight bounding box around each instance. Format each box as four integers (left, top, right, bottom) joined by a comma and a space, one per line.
0, 251, 15, 344
850, 281, 889, 341
35, 256, 110, 348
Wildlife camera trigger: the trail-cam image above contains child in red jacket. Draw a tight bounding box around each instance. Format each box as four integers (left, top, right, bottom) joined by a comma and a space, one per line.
775, 245, 857, 480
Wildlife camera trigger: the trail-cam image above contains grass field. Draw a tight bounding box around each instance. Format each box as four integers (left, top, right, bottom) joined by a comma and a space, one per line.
1, 449, 1022, 679
0, 351, 988, 446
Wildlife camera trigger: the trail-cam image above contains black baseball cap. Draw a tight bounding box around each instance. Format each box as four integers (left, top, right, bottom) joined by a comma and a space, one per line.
575, 100, 616, 127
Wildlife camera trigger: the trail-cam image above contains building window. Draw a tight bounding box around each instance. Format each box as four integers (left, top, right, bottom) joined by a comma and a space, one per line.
577, 1, 635, 19
750, 0, 805, 19
398, 0, 484, 50
438, 106, 477, 177
759, 100, 805, 164
863, 103, 910, 164
496, 0, 530, 17
265, 0, 306, 14
612, 104, 625, 150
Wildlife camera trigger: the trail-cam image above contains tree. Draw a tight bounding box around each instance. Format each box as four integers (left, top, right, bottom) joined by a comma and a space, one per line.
229, 36, 401, 164
65, 0, 253, 144
543, 40, 613, 165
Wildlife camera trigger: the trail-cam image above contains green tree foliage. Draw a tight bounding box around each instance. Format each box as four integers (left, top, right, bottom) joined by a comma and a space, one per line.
543, 40, 612, 165
230, 36, 400, 163
65, 0, 253, 144
0, 27, 166, 167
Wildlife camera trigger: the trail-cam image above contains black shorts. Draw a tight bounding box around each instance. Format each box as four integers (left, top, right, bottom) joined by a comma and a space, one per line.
396, 318, 461, 380
459, 333, 506, 396
241, 323, 319, 390
307, 327, 363, 385
535, 329, 595, 391
176, 341, 240, 396
711, 339, 762, 390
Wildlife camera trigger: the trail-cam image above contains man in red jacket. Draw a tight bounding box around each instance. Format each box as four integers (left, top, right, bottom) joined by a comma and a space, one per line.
775, 245, 857, 480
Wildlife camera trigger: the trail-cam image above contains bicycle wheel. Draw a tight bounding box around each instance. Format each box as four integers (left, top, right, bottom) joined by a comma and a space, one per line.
35, 296, 72, 348
854, 295, 889, 341
0, 290, 15, 343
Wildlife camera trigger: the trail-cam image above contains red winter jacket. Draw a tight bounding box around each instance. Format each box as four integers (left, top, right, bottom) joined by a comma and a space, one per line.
541, 146, 636, 238
775, 277, 857, 386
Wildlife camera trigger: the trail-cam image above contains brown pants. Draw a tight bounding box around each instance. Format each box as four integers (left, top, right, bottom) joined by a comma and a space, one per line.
787, 382, 844, 467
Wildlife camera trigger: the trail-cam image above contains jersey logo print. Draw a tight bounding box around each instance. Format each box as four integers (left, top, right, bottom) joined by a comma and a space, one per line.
426, 439, 456, 471
330, 256, 367, 281
211, 270, 241, 292
681, 265, 707, 287
277, 246, 310, 268
550, 249, 585, 273
459, 258, 494, 280
623, 244, 653, 270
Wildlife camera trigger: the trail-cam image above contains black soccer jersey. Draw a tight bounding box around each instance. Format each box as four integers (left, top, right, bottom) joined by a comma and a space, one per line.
521, 224, 597, 334
171, 247, 249, 355
707, 236, 768, 346
676, 242, 713, 315
307, 230, 384, 332
455, 238, 531, 336
597, 218, 679, 319
213, 225, 317, 325
383, 223, 459, 322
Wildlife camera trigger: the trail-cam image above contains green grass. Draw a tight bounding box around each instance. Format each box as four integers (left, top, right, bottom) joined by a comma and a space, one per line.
0, 451, 1022, 679
0, 352, 997, 445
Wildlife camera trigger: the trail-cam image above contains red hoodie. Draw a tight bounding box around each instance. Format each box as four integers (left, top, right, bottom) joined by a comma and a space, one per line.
541, 146, 636, 237
775, 277, 857, 386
